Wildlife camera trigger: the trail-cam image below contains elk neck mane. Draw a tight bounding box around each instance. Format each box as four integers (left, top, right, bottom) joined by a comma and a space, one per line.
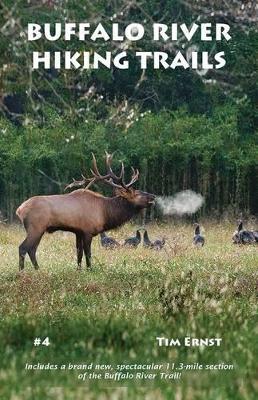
69, 188, 104, 199
103, 195, 140, 230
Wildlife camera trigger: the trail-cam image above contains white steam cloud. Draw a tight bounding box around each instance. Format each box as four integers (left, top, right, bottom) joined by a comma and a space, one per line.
157, 190, 204, 216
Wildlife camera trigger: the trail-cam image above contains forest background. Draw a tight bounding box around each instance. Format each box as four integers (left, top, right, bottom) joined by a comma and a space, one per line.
0, 0, 257, 222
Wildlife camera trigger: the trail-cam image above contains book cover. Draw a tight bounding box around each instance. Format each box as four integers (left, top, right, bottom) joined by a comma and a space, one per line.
0, 1, 257, 399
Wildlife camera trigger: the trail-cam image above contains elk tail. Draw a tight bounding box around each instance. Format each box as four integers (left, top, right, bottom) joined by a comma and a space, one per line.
16, 206, 23, 221
16, 203, 28, 224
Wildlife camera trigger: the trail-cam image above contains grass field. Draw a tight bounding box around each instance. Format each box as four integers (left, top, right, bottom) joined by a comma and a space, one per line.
0, 221, 257, 400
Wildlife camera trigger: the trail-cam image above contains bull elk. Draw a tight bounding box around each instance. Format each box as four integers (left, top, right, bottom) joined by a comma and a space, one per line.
16, 152, 155, 271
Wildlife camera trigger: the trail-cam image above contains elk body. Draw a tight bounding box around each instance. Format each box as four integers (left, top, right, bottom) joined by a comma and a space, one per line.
16, 153, 155, 271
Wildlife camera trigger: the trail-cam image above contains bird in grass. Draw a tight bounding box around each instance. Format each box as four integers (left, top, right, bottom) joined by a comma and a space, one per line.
143, 229, 165, 250
193, 224, 205, 247
253, 231, 258, 242
232, 220, 243, 243
100, 232, 120, 249
152, 237, 166, 250
124, 230, 141, 247
143, 229, 152, 248
232, 220, 257, 244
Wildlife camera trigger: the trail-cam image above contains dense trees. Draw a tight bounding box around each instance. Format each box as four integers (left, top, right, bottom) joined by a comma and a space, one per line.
0, 105, 257, 221
0, 0, 257, 220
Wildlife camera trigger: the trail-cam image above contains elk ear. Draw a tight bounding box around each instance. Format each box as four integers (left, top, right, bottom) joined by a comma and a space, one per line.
115, 187, 134, 199
115, 188, 126, 197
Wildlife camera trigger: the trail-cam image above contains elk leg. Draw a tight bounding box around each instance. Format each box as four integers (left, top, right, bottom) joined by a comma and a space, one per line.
19, 230, 43, 271
76, 233, 83, 269
82, 234, 92, 269
27, 234, 43, 270
19, 239, 27, 271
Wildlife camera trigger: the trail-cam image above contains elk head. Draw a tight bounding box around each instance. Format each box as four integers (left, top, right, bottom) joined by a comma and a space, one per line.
65, 152, 155, 209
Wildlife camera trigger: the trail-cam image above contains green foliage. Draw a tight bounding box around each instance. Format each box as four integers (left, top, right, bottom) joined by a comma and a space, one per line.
0, 103, 257, 220
0, 223, 257, 399
1, 0, 257, 120
0, 0, 257, 219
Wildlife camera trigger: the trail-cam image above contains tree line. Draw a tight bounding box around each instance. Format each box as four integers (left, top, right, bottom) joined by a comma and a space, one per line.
0, 104, 257, 222
0, 0, 257, 221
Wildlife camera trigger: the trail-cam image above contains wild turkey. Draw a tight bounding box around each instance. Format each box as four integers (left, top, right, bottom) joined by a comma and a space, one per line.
143, 229, 152, 248
253, 231, 258, 242
232, 220, 257, 244
143, 229, 165, 250
124, 230, 141, 247
152, 238, 166, 250
240, 230, 256, 244
232, 221, 243, 244
100, 232, 120, 249
193, 224, 205, 247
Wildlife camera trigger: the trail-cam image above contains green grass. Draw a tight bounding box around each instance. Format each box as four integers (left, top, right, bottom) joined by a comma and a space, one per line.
0, 222, 257, 399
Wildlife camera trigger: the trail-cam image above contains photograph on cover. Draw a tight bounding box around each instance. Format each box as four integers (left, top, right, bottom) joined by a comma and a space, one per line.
0, 1, 257, 399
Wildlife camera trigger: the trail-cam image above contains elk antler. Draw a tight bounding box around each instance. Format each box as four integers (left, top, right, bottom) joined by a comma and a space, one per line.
64, 174, 91, 191
89, 153, 111, 186
104, 152, 139, 189
126, 167, 140, 188
104, 152, 126, 187
65, 152, 139, 191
